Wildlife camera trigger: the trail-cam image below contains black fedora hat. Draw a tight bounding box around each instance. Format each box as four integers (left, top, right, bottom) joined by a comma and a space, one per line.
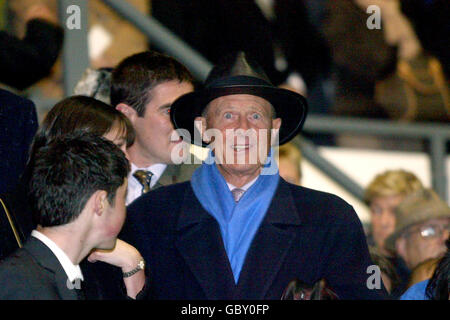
170, 51, 308, 146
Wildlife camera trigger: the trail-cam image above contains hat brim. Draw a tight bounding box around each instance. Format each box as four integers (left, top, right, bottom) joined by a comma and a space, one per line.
170, 85, 308, 147
384, 210, 450, 252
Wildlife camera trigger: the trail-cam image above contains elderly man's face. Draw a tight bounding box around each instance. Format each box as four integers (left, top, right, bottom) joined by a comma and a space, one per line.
198, 94, 281, 179
396, 218, 450, 270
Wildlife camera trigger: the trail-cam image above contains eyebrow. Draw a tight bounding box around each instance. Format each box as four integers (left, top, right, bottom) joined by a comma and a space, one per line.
158, 103, 171, 111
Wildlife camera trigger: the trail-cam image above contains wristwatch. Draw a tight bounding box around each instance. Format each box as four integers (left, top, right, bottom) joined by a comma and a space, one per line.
123, 259, 145, 278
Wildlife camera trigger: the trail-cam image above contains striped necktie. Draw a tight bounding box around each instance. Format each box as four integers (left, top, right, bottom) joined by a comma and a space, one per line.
133, 170, 153, 194
231, 188, 245, 203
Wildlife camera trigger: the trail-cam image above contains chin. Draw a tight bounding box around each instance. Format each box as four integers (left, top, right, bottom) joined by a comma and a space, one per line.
97, 238, 117, 251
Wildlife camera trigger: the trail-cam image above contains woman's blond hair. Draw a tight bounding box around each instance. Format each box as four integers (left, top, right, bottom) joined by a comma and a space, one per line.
364, 169, 423, 204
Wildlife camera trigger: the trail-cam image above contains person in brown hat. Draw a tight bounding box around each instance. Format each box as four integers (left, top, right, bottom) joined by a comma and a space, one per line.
119, 52, 386, 299
385, 188, 450, 271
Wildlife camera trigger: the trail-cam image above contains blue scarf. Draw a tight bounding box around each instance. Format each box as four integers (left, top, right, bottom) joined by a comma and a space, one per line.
190, 149, 280, 283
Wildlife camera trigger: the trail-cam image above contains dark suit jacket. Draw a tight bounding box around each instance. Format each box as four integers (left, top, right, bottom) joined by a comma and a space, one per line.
0, 237, 82, 300
0, 235, 148, 300
121, 178, 387, 299
0, 89, 38, 195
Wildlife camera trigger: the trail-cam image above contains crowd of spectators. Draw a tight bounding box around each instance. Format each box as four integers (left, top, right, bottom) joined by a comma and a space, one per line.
0, 0, 448, 301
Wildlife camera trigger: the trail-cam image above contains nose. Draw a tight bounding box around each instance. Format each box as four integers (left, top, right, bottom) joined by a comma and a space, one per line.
440, 227, 449, 242
237, 115, 251, 130
380, 211, 394, 228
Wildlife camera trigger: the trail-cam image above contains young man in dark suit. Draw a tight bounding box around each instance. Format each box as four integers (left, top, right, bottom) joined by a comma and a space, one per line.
0, 134, 146, 300
120, 52, 387, 299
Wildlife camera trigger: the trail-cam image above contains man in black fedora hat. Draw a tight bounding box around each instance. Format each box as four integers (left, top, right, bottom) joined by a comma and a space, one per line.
120, 52, 386, 299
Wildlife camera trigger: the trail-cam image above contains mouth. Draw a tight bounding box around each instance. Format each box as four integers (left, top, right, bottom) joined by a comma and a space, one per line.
170, 137, 183, 144
231, 144, 251, 152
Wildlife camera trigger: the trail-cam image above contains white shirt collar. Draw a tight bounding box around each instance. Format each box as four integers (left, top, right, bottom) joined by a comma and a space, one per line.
126, 162, 168, 205
226, 176, 259, 192
31, 230, 84, 283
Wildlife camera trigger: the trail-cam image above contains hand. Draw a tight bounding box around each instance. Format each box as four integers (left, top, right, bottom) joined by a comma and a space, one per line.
88, 239, 142, 273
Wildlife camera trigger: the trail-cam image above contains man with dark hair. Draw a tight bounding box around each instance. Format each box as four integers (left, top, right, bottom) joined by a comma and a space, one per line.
0, 134, 145, 300
111, 51, 199, 205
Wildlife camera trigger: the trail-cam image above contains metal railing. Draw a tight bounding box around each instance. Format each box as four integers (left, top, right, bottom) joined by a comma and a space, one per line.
57, 0, 450, 202
301, 116, 450, 202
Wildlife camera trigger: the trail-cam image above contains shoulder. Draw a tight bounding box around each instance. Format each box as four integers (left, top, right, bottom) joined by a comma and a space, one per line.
129, 181, 191, 208
177, 161, 201, 179
0, 248, 43, 297
0, 89, 35, 110
0, 89, 37, 127
126, 181, 191, 222
284, 181, 358, 225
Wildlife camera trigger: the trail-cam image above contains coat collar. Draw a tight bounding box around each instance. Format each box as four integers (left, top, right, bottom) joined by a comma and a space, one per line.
175, 178, 302, 299
157, 164, 180, 186
23, 237, 80, 300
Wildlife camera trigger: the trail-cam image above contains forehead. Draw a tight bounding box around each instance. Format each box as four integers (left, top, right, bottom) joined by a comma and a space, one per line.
371, 194, 404, 207
207, 94, 272, 114
407, 217, 450, 234
417, 217, 450, 226
146, 80, 193, 107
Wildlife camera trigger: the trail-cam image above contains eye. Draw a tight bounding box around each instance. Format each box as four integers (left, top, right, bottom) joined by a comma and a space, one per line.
164, 108, 171, 114
420, 226, 436, 238
251, 113, 261, 120
224, 112, 232, 119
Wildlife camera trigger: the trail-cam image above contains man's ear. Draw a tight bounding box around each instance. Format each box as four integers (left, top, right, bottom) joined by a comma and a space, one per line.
194, 116, 209, 143
116, 103, 138, 123
271, 118, 282, 146
92, 190, 108, 217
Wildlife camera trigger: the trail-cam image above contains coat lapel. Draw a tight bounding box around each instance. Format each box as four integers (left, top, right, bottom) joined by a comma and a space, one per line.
24, 237, 79, 300
157, 164, 179, 186
175, 186, 236, 299
235, 180, 302, 299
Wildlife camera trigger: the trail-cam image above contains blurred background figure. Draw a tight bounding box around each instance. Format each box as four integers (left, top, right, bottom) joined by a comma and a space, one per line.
364, 169, 423, 296
385, 188, 450, 296
0, 3, 63, 91
401, 238, 449, 300
369, 246, 401, 297
321, 0, 449, 123
3, 0, 149, 121
73, 67, 113, 104
0, 89, 38, 196
277, 142, 302, 185
321, 0, 449, 151
365, 170, 423, 255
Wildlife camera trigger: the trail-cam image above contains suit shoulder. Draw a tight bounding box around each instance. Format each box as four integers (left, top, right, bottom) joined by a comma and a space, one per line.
178, 162, 201, 179
287, 183, 359, 224
289, 184, 351, 208
0, 89, 35, 111
127, 181, 191, 216
0, 249, 46, 298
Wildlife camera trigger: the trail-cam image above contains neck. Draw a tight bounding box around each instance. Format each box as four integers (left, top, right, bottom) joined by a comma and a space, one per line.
37, 225, 91, 265
126, 143, 157, 168
217, 165, 261, 188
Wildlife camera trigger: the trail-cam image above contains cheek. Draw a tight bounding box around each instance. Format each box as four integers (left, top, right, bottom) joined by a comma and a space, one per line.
105, 209, 126, 237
